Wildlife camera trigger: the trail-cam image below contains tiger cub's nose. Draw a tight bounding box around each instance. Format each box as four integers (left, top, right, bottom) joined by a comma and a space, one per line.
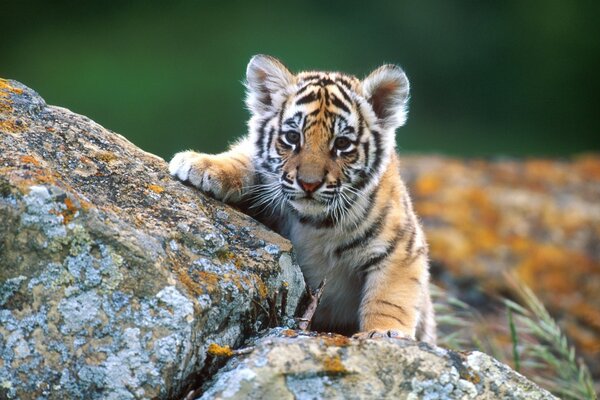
297, 178, 323, 194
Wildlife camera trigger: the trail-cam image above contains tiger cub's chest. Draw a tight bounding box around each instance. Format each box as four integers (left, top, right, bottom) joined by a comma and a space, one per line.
287, 221, 353, 290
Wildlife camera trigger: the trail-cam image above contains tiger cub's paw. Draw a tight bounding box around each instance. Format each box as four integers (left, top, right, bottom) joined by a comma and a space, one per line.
352, 330, 414, 340
169, 151, 242, 201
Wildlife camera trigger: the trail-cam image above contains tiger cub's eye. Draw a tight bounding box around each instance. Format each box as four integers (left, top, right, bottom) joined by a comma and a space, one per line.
285, 131, 301, 144
334, 137, 352, 150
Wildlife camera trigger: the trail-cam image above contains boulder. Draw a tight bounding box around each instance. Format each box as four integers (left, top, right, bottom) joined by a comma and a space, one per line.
199, 329, 556, 399
0, 79, 305, 399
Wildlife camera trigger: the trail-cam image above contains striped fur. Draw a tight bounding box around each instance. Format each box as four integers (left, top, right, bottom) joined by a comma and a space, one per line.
169, 55, 436, 343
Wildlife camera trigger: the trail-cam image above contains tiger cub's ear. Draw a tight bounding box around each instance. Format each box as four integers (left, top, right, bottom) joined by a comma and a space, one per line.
246, 54, 295, 114
362, 65, 410, 130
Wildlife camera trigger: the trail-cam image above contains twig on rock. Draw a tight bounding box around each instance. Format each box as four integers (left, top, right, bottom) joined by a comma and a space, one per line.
298, 278, 327, 331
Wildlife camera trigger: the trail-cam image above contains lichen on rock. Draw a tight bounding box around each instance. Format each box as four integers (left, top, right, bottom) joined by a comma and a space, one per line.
199, 329, 557, 399
0, 79, 305, 399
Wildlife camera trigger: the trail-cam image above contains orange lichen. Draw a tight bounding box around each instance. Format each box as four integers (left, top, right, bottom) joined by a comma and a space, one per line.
0, 119, 27, 133
255, 276, 268, 299
461, 367, 481, 385
0, 79, 17, 114
321, 334, 350, 347
20, 155, 41, 166
147, 184, 165, 194
195, 271, 220, 289
207, 343, 234, 357
177, 270, 204, 297
60, 197, 78, 224
0, 78, 18, 95
322, 355, 347, 375
280, 329, 298, 338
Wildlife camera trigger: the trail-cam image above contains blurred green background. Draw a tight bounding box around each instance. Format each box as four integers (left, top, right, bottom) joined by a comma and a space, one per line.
1, 0, 598, 159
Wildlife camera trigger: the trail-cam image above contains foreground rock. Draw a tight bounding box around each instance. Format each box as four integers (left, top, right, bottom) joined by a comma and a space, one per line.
200, 329, 556, 399
0, 79, 305, 399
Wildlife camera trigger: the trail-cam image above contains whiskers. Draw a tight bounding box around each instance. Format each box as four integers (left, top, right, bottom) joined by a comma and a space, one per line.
327, 185, 369, 231
245, 170, 368, 231
244, 171, 289, 218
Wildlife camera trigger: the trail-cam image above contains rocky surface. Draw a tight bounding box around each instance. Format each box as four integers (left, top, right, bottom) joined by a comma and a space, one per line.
199, 329, 556, 399
0, 79, 305, 399
401, 155, 600, 377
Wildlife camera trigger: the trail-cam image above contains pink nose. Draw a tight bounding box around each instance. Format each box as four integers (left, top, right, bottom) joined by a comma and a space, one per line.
298, 178, 323, 193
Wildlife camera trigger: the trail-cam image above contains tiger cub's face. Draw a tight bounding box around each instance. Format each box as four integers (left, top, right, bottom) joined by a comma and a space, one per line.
246, 55, 409, 222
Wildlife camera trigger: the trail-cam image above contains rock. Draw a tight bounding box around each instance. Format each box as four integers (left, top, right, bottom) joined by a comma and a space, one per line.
401, 155, 600, 377
0, 79, 305, 399
199, 329, 557, 399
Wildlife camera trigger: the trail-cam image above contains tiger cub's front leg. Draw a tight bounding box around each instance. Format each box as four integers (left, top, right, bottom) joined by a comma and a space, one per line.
354, 250, 430, 341
168, 145, 254, 203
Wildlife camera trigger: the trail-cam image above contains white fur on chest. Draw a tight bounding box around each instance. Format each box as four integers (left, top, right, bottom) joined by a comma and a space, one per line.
289, 222, 345, 287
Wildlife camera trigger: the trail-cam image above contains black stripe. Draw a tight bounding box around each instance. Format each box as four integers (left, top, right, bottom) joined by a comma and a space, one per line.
315, 77, 337, 87
230, 157, 247, 168
300, 216, 335, 229
362, 138, 370, 170
335, 77, 353, 90
356, 225, 407, 275
365, 312, 405, 327
289, 207, 335, 229
330, 94, 350, 114
255, 117, 270, 158
334, 82, 354, 104
334, 203, 389, 257
301, 73, 325, 81
296, 91, 319, 105
404, 221, 417, 256
308, 108, 321, 116
342, 151, 359, 163
375, 300, 407, 315
355, 129, 382, 191
404, 246, 427, 266
352, 182, 381, 228
266, 126, 275, 154
295, 83, 314, 97
371, 129, 383, 175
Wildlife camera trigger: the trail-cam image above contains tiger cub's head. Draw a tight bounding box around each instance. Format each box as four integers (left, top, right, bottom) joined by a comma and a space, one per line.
246, 55, 409, 223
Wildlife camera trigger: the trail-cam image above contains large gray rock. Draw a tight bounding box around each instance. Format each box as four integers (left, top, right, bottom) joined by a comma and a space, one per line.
200, 329, 557, 399
0, 79, 305, 399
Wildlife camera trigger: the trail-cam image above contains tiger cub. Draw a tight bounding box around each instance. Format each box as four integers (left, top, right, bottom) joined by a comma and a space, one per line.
169, 55, 436, 343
